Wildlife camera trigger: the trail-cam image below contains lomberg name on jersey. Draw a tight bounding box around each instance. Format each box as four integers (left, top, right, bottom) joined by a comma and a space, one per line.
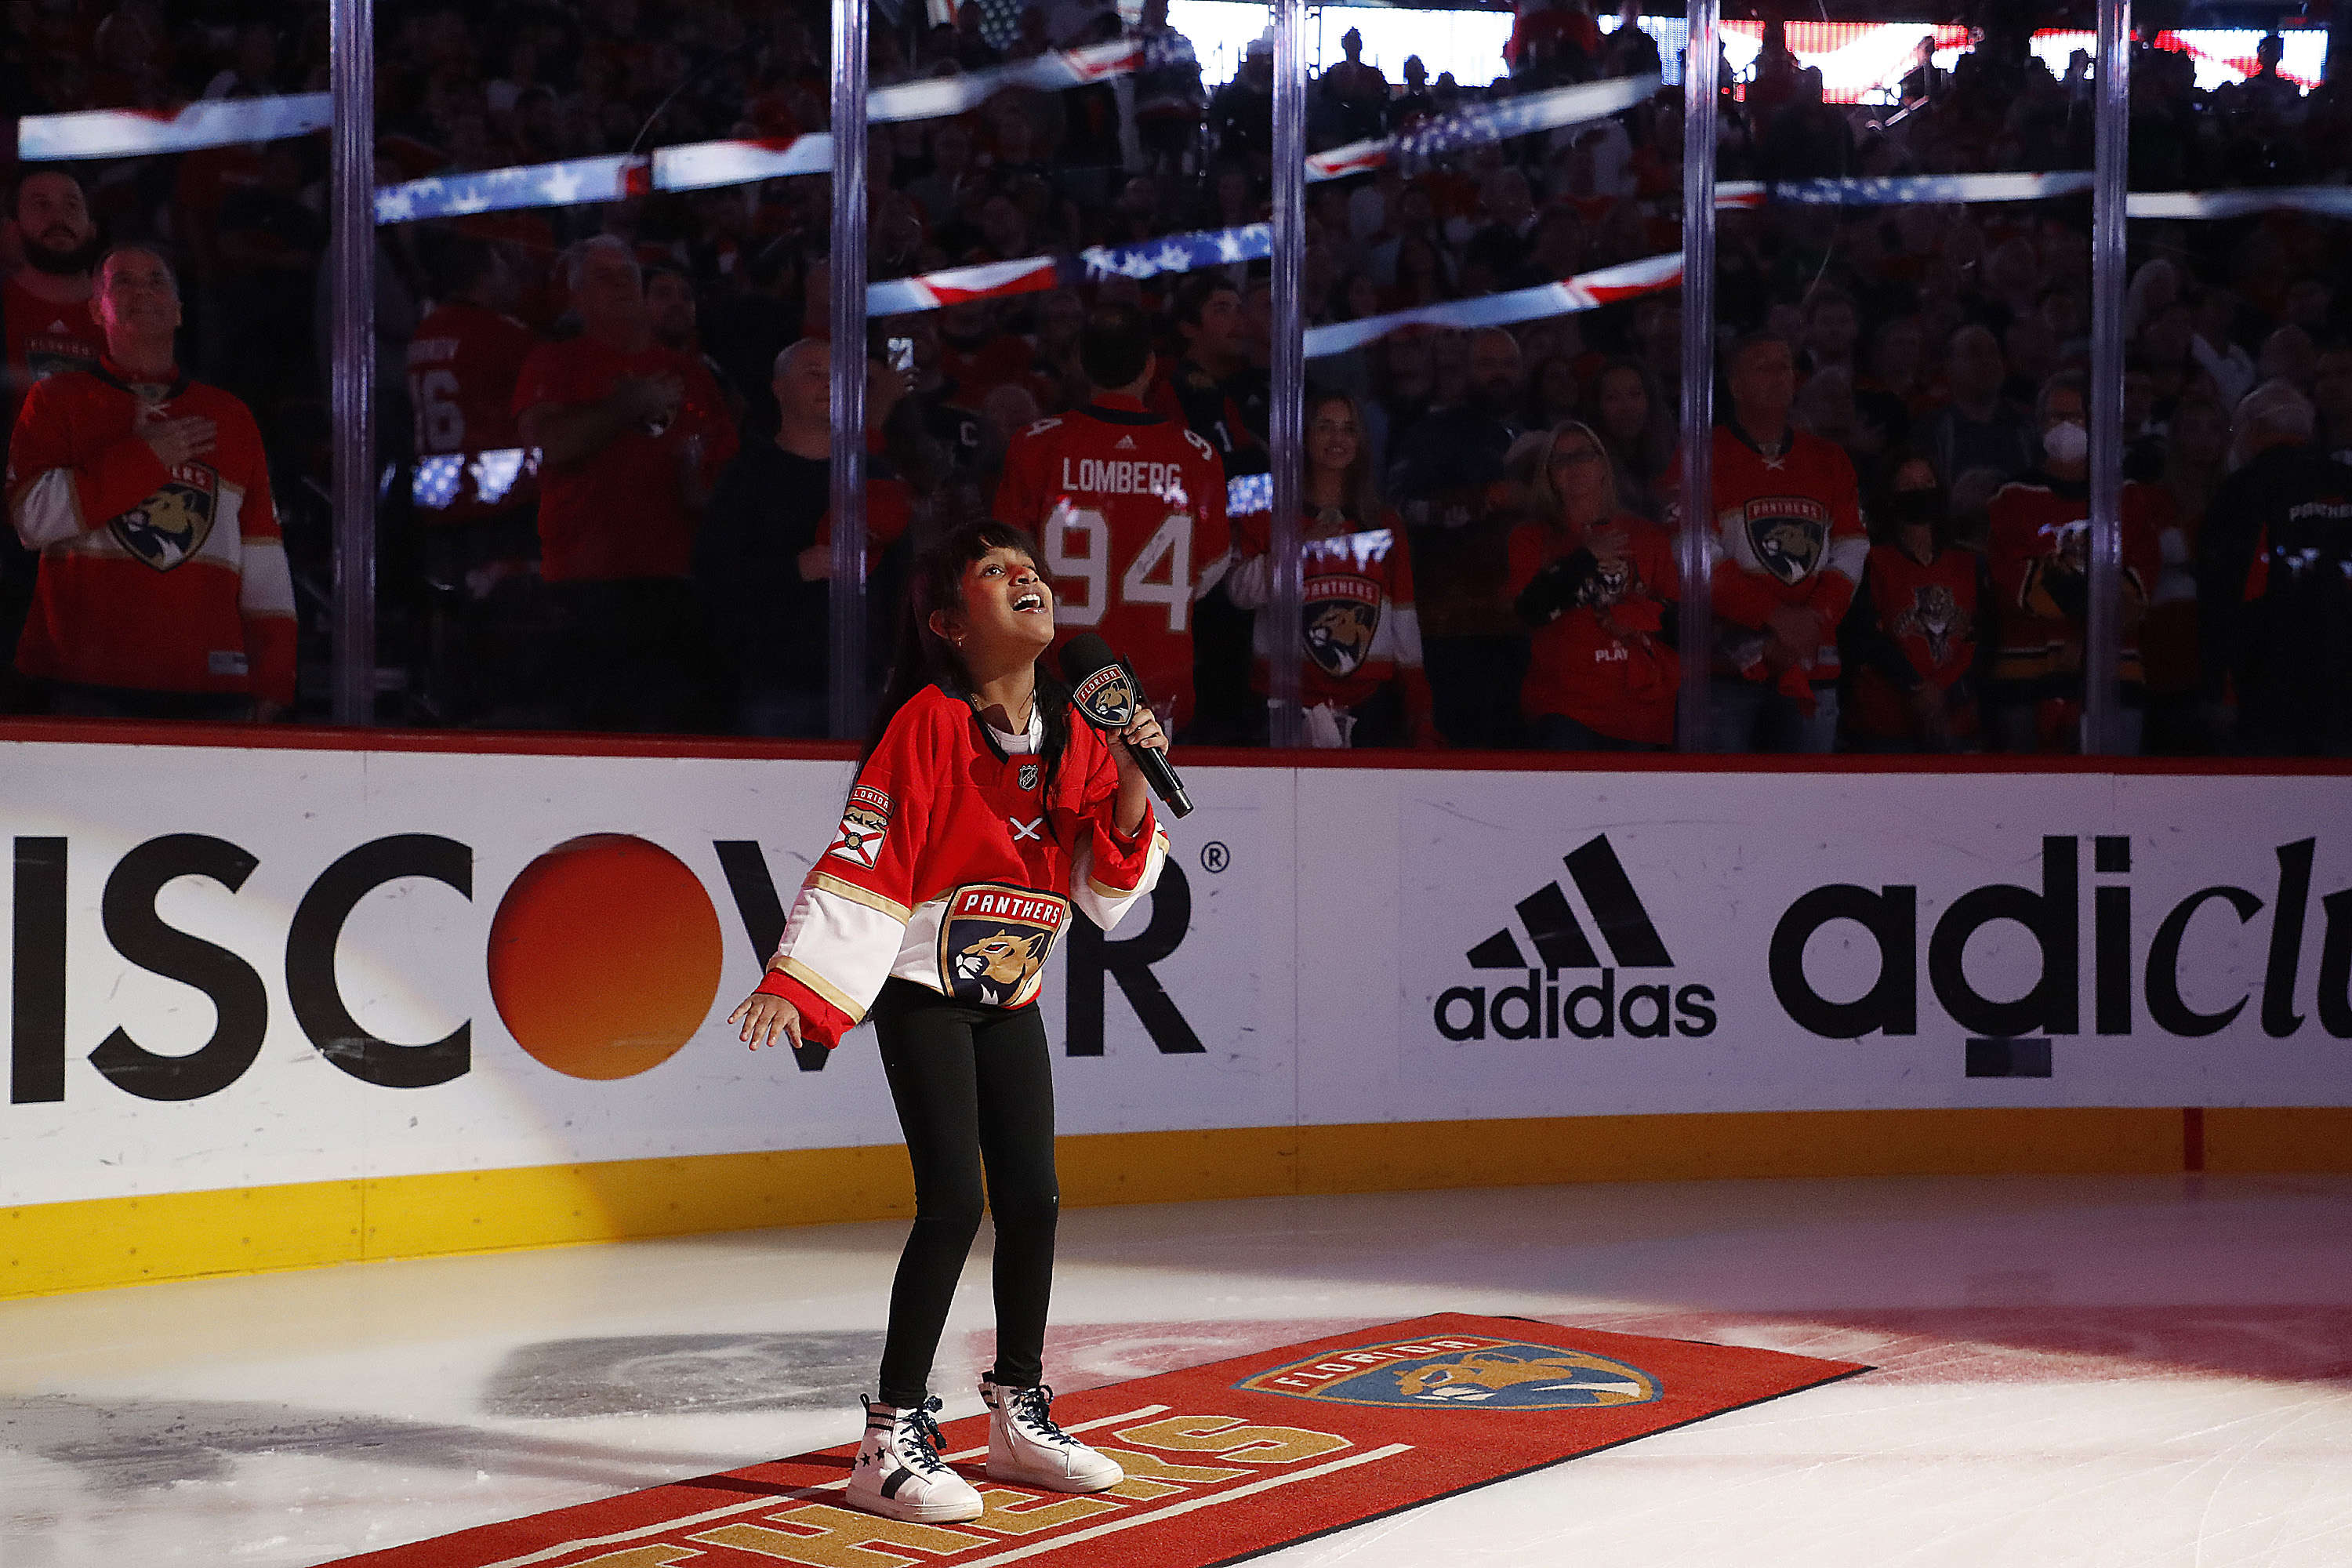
1061, 457, 1190, 502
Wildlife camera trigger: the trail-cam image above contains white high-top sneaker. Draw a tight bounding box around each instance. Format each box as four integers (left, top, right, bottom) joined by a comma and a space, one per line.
844, 1396, 985, 1523
980, 1378, 1124, 1493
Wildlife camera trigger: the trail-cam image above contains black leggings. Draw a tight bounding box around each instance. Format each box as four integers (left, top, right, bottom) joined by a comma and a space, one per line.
870, 978, 1060, 1407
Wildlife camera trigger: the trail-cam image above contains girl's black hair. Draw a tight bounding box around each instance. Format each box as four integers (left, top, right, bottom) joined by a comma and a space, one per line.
863, 517, 1073, 792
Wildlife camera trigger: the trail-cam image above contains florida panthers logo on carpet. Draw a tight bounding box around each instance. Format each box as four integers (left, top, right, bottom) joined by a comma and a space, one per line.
1237, 1332, 1663, 1410
110, 466, 218, 572
825, 786, 892, 869
1304, 575, 1382, 677
938, 884, 1069, 1006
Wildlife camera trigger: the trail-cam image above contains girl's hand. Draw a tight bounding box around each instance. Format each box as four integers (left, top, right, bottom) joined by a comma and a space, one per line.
1110, 708, 1168, 784
729, 989, 804, 1051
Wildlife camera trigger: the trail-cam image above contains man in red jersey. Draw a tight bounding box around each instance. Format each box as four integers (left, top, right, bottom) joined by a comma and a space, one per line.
7, 245, 294, 720
1690, 331, 1867, 751
996, 301, 1229, 734
406, 232, 543, 721
514, 235, 736, 730
2, 169, 107, 710
1984, 371, 2160, 753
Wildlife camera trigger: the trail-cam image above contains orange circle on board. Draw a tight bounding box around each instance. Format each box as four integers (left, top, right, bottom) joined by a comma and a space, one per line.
487, 834, 724, 1080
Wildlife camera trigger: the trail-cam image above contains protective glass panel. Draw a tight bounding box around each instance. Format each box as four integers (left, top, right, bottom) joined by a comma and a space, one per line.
5, 5, 325, 724
1700, 10, 2097, 756
2124, 28, 2347, 758
372, 0, 819, 733
1301, 12, 1677, 752
863, 0, 1275, 746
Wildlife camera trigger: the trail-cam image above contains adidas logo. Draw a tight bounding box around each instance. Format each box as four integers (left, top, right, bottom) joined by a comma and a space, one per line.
1437, 834, 1716, 1042
1114, 434, 1136, 450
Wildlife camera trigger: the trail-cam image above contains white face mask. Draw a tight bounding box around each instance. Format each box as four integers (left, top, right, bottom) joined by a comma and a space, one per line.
2043, 419, 2089, 466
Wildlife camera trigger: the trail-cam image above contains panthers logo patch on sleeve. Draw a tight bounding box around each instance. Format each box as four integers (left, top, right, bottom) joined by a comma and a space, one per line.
826, 785, 893, 869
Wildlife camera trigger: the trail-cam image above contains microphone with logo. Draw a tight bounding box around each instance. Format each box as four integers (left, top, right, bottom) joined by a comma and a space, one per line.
1058, 633, 1194, 819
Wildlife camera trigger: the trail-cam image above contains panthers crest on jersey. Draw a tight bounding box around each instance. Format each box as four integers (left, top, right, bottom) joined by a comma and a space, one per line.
938, 884, 1069, 1007
1303, 575, 1381, 677
111, 464, 219, 572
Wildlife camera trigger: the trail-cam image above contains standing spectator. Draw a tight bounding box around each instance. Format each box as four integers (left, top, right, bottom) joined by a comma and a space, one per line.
1509, 419, 1680, 750
1131, 0, 1206, 177
7, 245, 293, 720
2314, 340, 2352, 465
697, 339, 906, 739
1227, 391, 1439, 748
405, 233, 543, 724
1582, 358, 1673, 520
2230, 385, 2352, 756
1984, 371, 2161, 753
1316, 28, 1388, 147
1840, 451, 1990, 752
3, 169, 105, 712
1916, 324, 2038, 488
2200, 380, 2352, 752
645, 262, 746, 430
2142, 391, 2227, 751
996, 302, 1229, 735
1695, 331, 1866, 753
1388, 326, 1531, 747
514, 236, 737, 731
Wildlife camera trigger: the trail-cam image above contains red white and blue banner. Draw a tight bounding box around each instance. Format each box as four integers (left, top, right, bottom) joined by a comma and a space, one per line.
1305, 72, 1659, 183
17, 94, 334, 160
1304, 252, 1683, 358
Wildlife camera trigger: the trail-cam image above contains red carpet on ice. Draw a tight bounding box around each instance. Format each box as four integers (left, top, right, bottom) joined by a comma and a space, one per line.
325, 1313, 1870, 1568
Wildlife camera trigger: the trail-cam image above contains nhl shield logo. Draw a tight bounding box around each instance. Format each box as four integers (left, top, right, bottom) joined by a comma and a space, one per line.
1744, 499, 1829, 586
825, 785, 893, 869
938, 884, 1069, 1007
1071, 663, 1138, 730
1303, 575, 1382, 677
1236, 1332, 1663, 1411
1018, 760, 1041, 791
111, 466, 219, 572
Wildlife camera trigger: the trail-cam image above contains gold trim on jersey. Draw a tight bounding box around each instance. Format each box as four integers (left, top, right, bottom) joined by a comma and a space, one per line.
808, 872, 913, 924
775, 954, 867, 1025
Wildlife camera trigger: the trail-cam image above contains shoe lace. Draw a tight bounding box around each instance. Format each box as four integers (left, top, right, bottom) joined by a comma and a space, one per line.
1010, 1384, 1079, 1447
897, 1396, 954, 1475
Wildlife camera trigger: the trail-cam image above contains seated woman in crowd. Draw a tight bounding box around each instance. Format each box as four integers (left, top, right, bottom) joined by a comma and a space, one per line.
1226, 391, 1442, 748
1507, 419, 1680, 750
1839, 450, 1991, 753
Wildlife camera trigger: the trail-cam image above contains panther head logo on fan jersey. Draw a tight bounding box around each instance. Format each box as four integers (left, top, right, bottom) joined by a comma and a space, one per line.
938, 885, 1069, 1006
111, 468, 219, 572
1302, 575, 1382, 677
1893, 583, 1965, 664
1742, 499, 1830, 586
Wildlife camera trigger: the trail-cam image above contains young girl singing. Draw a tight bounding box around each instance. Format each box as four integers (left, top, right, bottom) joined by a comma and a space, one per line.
728, 518, 1170, 1524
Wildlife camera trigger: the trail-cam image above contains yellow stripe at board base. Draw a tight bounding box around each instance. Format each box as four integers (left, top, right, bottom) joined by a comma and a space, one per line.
5, 1107, 2347, 1301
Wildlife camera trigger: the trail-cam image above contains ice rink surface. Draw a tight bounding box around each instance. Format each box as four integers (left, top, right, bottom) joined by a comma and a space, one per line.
4, 1173, 2349, 1566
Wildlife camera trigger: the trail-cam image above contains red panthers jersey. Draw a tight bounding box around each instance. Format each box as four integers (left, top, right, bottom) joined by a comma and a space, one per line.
8, 360, 295, 702
3, 277, 102, 431
1229, 506, 1433, 717
993, 393, 1229, 731
405, 299, 541, 524
1985, 474, 2160, 688
1849, 541, 1984, 740
1698, 425, 1867, 681
763, 684, 1167, 1048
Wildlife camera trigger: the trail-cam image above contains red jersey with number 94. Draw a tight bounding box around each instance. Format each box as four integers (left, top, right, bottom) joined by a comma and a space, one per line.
994, 392, 1229, 731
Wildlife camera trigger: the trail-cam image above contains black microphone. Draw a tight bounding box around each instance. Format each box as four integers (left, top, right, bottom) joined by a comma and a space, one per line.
1058, 633, 1194, 819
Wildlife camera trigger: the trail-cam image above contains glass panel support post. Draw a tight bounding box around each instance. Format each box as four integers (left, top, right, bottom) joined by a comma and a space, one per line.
1675, 0, 1719, 753
828, 0, 871, 742
328, 0, 376, 727
2084, 0, 2132, 754
1268, 0, 1307, 748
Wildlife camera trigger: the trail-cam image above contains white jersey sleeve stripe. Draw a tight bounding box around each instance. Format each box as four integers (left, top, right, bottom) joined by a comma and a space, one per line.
13, 470, 86, 550
774, 881, 909, 1025
809, 871, 913, 924
1073, 826, 1169, 931
238, 535, 296, 617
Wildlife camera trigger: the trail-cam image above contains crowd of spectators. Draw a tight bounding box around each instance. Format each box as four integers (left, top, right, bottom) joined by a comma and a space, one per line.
2, 0, 2349, 753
